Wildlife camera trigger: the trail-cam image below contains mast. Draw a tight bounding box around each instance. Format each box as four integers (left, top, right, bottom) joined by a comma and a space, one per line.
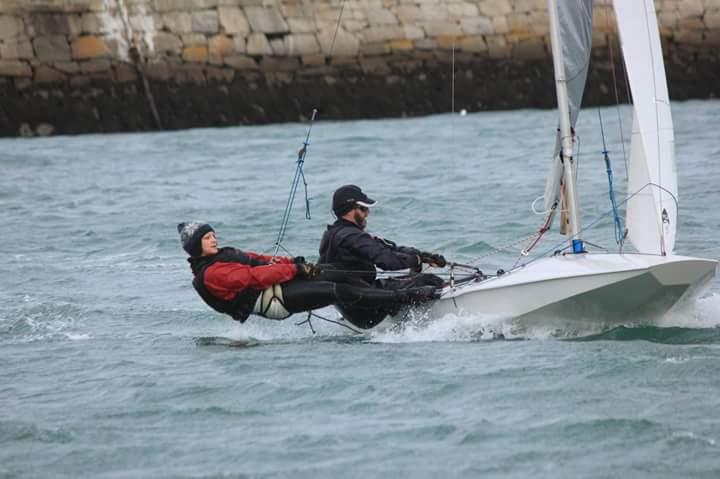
548, 0, 584, 253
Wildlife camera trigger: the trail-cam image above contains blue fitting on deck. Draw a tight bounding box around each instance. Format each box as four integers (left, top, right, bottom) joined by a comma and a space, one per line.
572, 239, 585, 254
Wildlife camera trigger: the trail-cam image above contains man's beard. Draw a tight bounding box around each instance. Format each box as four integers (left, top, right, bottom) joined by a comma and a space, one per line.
353, 210, 367, 230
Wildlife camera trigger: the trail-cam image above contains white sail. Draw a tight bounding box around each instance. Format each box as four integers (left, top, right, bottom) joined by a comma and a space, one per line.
542, 0, 594, 216
614, 0, 677, 255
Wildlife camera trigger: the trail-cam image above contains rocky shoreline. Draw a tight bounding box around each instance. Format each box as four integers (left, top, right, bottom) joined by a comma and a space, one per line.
0, 0, 718, 137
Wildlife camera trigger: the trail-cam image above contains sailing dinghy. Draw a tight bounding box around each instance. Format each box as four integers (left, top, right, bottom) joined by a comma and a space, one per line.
402, 0, 716, 329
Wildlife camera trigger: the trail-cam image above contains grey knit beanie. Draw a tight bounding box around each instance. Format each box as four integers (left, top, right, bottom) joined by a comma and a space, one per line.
177, 222, 214, 257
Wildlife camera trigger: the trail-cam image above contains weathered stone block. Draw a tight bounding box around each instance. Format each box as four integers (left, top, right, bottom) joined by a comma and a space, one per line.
145, 61, 171, 80
486, 35, 510, 58
528, 11, 549, 34
162, 12, 192, 33
154, 32, 183, 52
29, 13, 82, 36
448, 2, 479, 18
420, 4, 449, 20
192, 10, 219, 34
362, 26, 403, 43
33, 36, 72, 62
174, 64, 206, 84
218, 7, 249, 34
269, 37, 288, 55
507, 12, 532, 34
678, 0, 705, 16
82, 12, 122, 34
208, 34, 233, 63
244, 7, 289, 34
115, 63, 138, 82
359, 41, 391, 55
679, 16, 706, 30
182, 34, 207, 45
460, 35, 488, 52
402, 25, 425, 40
367, 8, 398, 26
287, 33, 320, 55
301, 54, 325, 66
359, 57, 389, 74
390, 39, 413, 51
53, 61, 80, 73
674, 30, 703, 44
658, 12, 678, 29
704, 12, 720, 29
396, 5, 421, 23
34, 65, 65, 83
224, 54, 257, 69
512, 38, 545, 59
415, 38, 437, 50
232, 35, 245, 53
424, 21, 462, 37
0, 15, 23, 39
343, 20, 368, 33
259, 56, 299, 72
478, 0, 512, 17
72, 36, 111, 59
183, 45, 208, 62
206, 65, 234, 82
246, 32, 272, 54
461, 17, 495, 35
153, 0, 194, 12
80, 59, 112, 73
288, 17, 315, 33
492, 15, 509, 34
318, 28, 360, 56
0, 38, 33, 59
0, 60, 31, 76
130, 14, 158, 34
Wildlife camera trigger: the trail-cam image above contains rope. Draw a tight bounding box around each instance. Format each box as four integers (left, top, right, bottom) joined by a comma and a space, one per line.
598, 110, 625, 245
272, 109, 317, 258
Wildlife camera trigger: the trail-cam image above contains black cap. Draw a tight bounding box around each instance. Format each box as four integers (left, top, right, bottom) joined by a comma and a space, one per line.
332, 184, 377, 217
177, 222, 214, 257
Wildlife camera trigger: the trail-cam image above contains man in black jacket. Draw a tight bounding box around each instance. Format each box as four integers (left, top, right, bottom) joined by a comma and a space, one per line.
318, 185, 447, 328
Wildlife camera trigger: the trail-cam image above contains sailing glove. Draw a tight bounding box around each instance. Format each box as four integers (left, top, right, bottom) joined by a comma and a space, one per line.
293, 256, 306, 264
296, 262, 321, 279
420, 252, 447, 268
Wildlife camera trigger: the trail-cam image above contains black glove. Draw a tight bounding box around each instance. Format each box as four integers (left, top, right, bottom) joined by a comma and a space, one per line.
296, 262, 320, 279
420, 252, 447, 268
293, 256, 306, 264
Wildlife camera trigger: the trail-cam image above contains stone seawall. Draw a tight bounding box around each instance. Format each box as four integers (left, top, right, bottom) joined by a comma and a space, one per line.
0, 0, 719, 137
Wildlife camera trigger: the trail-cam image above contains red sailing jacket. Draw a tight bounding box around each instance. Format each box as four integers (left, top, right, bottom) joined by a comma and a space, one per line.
202, 251, 297, 300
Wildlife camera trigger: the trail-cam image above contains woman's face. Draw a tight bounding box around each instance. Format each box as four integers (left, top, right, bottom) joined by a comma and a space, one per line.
201, 231, 218, 256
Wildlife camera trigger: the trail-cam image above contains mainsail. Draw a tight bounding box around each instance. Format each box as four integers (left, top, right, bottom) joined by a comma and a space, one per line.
542, 0, 594, 225
614, 0, 677, 255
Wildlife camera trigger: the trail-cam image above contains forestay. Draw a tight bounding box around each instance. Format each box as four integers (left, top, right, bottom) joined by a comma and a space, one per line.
614, 0, 677, 255
542, 0, 594, 217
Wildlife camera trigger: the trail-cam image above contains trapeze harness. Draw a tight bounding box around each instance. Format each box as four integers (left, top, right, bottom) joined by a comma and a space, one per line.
189, 248, 292, 321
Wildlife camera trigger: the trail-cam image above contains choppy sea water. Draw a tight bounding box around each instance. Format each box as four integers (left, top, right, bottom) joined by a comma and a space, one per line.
2, 101, 719, 478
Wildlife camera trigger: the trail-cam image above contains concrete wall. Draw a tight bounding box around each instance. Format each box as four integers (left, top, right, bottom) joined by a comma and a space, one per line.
1, 0, 719, 136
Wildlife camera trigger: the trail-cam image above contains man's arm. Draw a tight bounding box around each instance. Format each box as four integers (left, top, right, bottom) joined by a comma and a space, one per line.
344, 230, 420, 271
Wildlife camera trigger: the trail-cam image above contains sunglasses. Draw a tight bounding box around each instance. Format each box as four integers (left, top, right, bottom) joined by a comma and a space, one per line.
355, 205, 369, 213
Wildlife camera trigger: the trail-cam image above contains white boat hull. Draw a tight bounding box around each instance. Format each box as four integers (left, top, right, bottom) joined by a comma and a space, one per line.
425, 253, 716, 326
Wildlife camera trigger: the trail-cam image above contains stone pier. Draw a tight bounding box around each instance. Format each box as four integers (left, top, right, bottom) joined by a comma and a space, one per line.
0, 0, 718, 137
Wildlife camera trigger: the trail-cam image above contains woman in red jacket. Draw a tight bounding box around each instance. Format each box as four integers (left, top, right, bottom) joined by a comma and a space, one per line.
178, 222, 438, 325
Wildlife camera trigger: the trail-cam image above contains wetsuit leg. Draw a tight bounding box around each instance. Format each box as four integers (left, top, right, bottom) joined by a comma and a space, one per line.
281, 279, 404, 314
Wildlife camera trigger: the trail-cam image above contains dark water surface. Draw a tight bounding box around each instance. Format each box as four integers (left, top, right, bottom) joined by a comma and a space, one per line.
2, 101, 719, 478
